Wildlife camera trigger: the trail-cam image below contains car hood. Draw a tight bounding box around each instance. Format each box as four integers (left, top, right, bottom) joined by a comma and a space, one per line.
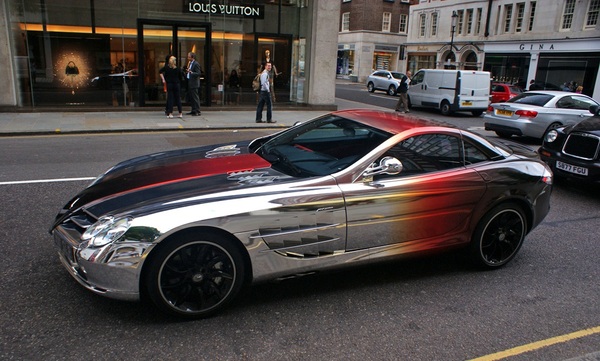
563, 116, 600, 135
51, 142, 292, 229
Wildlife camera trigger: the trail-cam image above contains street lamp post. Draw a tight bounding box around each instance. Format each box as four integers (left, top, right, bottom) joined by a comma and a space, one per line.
449, 10, 458, 63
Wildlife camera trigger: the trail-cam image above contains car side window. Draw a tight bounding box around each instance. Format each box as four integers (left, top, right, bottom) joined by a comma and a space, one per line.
463, 140, 490, 165
571, 96, 598, 110
411, 72, 424, 86
375, 71, 385, 78
378, 134, 463, 177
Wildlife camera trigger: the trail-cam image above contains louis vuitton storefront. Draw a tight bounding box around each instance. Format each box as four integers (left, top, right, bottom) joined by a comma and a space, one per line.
1, 0, 338, 109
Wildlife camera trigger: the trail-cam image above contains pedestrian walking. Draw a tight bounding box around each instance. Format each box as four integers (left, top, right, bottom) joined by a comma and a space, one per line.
395, 71, 412, 113
255, 62, 275, 123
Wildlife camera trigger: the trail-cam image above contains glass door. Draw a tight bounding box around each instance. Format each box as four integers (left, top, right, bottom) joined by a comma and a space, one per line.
137, 20, 210, 107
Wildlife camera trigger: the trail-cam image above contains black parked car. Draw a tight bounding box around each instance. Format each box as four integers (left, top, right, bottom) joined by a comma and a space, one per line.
539, 105, 600, 184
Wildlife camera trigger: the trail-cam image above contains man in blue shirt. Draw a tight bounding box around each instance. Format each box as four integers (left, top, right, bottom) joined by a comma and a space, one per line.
255, 62, 275, 123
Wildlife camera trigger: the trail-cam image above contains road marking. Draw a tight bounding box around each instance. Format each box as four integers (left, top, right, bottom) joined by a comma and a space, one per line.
0, 177, 95, 185
468, 325, 600, 361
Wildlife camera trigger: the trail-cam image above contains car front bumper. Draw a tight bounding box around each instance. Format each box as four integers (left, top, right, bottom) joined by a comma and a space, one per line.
52, 225, 152, 301
539, 148, 600, 184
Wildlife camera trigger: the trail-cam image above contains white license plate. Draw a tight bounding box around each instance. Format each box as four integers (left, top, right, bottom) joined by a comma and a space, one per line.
556, 161, 588, 176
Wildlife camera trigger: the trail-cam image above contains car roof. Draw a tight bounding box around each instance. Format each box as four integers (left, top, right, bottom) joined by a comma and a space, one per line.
331, 109, 454, 134
525, 90, 578, 96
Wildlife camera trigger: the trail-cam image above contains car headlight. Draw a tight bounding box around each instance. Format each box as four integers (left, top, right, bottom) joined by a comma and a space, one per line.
544, 130, 558, 143
81, 216, 132, 247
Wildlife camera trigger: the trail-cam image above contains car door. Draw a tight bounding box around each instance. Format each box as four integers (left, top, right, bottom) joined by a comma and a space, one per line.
554, 95, 598, 125
340, 132, 487, 251
407, 70, 425, 106
373, 71, 387, 91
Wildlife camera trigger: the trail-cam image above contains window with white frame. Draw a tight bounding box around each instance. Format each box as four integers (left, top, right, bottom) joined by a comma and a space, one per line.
561, 0, 575, 30
515, 3, 525, 32
457, 10, 464, 35
399, 14, 408, 33
504, 4, 513, 32
382, 12, 391, 32
342, 12, 350, 32
475, 8, 482, 34
419, 13, 426, 37
528, 1, 536, 31
585, 0, 600, 29
431, 12, 438, 36
466, 9, 473, 34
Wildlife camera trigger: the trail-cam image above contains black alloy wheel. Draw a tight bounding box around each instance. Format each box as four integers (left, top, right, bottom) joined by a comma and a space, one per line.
144, 231, 245, 318
470, 203, 526, 269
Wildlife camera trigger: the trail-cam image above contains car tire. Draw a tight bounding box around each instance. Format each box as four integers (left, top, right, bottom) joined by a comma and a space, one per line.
367, 82, 375, 93
440, 100, 452, 116
143, 230, 246, 319
469, 203, 526, 269
495, 131, 512, 139
388, 85, 397, 96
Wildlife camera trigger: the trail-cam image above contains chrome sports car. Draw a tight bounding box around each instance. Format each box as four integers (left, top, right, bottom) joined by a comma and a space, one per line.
51, 109, 553, 318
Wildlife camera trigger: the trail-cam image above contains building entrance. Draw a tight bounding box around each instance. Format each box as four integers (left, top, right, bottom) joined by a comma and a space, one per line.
137, 19, 211, 108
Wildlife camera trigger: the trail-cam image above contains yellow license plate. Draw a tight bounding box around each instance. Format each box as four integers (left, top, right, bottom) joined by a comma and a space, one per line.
462, 101, 473, 106
496, 109, 513, 116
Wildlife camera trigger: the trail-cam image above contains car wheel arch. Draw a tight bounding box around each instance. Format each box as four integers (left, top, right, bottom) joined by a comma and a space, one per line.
468, 199, 532, 269
140, 226, 254, 295
469, 196, 534, 238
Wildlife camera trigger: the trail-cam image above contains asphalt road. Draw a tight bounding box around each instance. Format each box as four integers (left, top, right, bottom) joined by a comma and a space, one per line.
1, 119, 599, 360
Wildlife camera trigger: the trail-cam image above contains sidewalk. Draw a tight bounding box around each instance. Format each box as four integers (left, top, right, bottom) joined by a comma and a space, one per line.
0, 89, 388, 136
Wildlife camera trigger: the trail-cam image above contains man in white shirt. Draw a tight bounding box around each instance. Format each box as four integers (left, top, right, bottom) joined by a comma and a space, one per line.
255, 62, 275, 123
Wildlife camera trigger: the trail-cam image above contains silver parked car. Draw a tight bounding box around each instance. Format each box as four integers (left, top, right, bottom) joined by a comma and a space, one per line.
366, 70, 405, 96
484, 90, 599, 139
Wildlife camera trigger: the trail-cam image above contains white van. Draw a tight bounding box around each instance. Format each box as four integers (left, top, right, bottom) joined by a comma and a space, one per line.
407, 69, 491, 116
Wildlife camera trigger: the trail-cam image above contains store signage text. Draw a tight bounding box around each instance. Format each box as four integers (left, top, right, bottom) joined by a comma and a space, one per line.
184, 1, 264, 19
519, 43, 555, 51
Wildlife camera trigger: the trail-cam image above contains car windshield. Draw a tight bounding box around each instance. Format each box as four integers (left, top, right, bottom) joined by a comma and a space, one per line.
508, 93, 553, 106
390, 72, 404, 79
257, 114, 392, 177
509, 86, 523, 94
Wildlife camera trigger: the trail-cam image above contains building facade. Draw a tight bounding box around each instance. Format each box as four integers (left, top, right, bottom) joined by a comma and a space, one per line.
337, 0, 414, 82
406, 0, 600, 100
1, 0, 340, 109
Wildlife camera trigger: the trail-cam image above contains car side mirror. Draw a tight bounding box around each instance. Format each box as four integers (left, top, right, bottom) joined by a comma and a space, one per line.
362, 156, 403, 180
589, 105, 600, 116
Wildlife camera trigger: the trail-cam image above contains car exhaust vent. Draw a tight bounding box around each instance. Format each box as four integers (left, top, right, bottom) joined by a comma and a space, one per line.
563, 133, 600, 160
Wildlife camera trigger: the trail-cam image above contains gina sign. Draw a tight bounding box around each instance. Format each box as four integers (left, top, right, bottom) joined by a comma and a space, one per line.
184, 1, 264, 19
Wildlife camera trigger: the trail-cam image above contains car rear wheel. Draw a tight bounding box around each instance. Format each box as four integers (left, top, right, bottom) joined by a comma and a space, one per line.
367, 82, 375, 93
469, 203, 526, 269
388, 85, 397, 96
495, 131, 512, 139
545, 122, 562, 136
144, 231, 245, 318
440, 100, 452, 116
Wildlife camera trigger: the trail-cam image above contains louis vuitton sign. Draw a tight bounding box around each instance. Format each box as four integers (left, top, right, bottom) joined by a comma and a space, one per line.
184, 1, 265, 19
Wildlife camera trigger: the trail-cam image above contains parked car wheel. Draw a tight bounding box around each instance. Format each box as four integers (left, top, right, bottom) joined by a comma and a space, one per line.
469, 203, 526, 269
495, 131, 513, 139
440, 100, 452, 116
144, 231, 246, 318
387, 85, 397, 96
367, 82, 375, 93
545, 122, 562, 135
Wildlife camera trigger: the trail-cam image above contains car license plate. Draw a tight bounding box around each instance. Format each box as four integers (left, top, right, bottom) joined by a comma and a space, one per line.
496, 109, 513, 116
462, 101, 472, 106
556, 161, 588, 176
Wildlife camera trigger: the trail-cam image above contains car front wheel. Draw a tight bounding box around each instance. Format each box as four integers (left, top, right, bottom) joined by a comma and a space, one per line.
388, 85, 397, 96
469, 203, 526, 269
144, 231, 246, 318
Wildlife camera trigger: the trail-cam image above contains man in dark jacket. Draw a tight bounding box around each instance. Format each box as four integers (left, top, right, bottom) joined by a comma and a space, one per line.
185, 52, 202, 116
395, 71, 412, 113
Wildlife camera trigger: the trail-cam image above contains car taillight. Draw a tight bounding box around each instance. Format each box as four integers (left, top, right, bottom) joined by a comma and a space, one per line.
515, 110, 538, 118
487, 105, 494, 111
